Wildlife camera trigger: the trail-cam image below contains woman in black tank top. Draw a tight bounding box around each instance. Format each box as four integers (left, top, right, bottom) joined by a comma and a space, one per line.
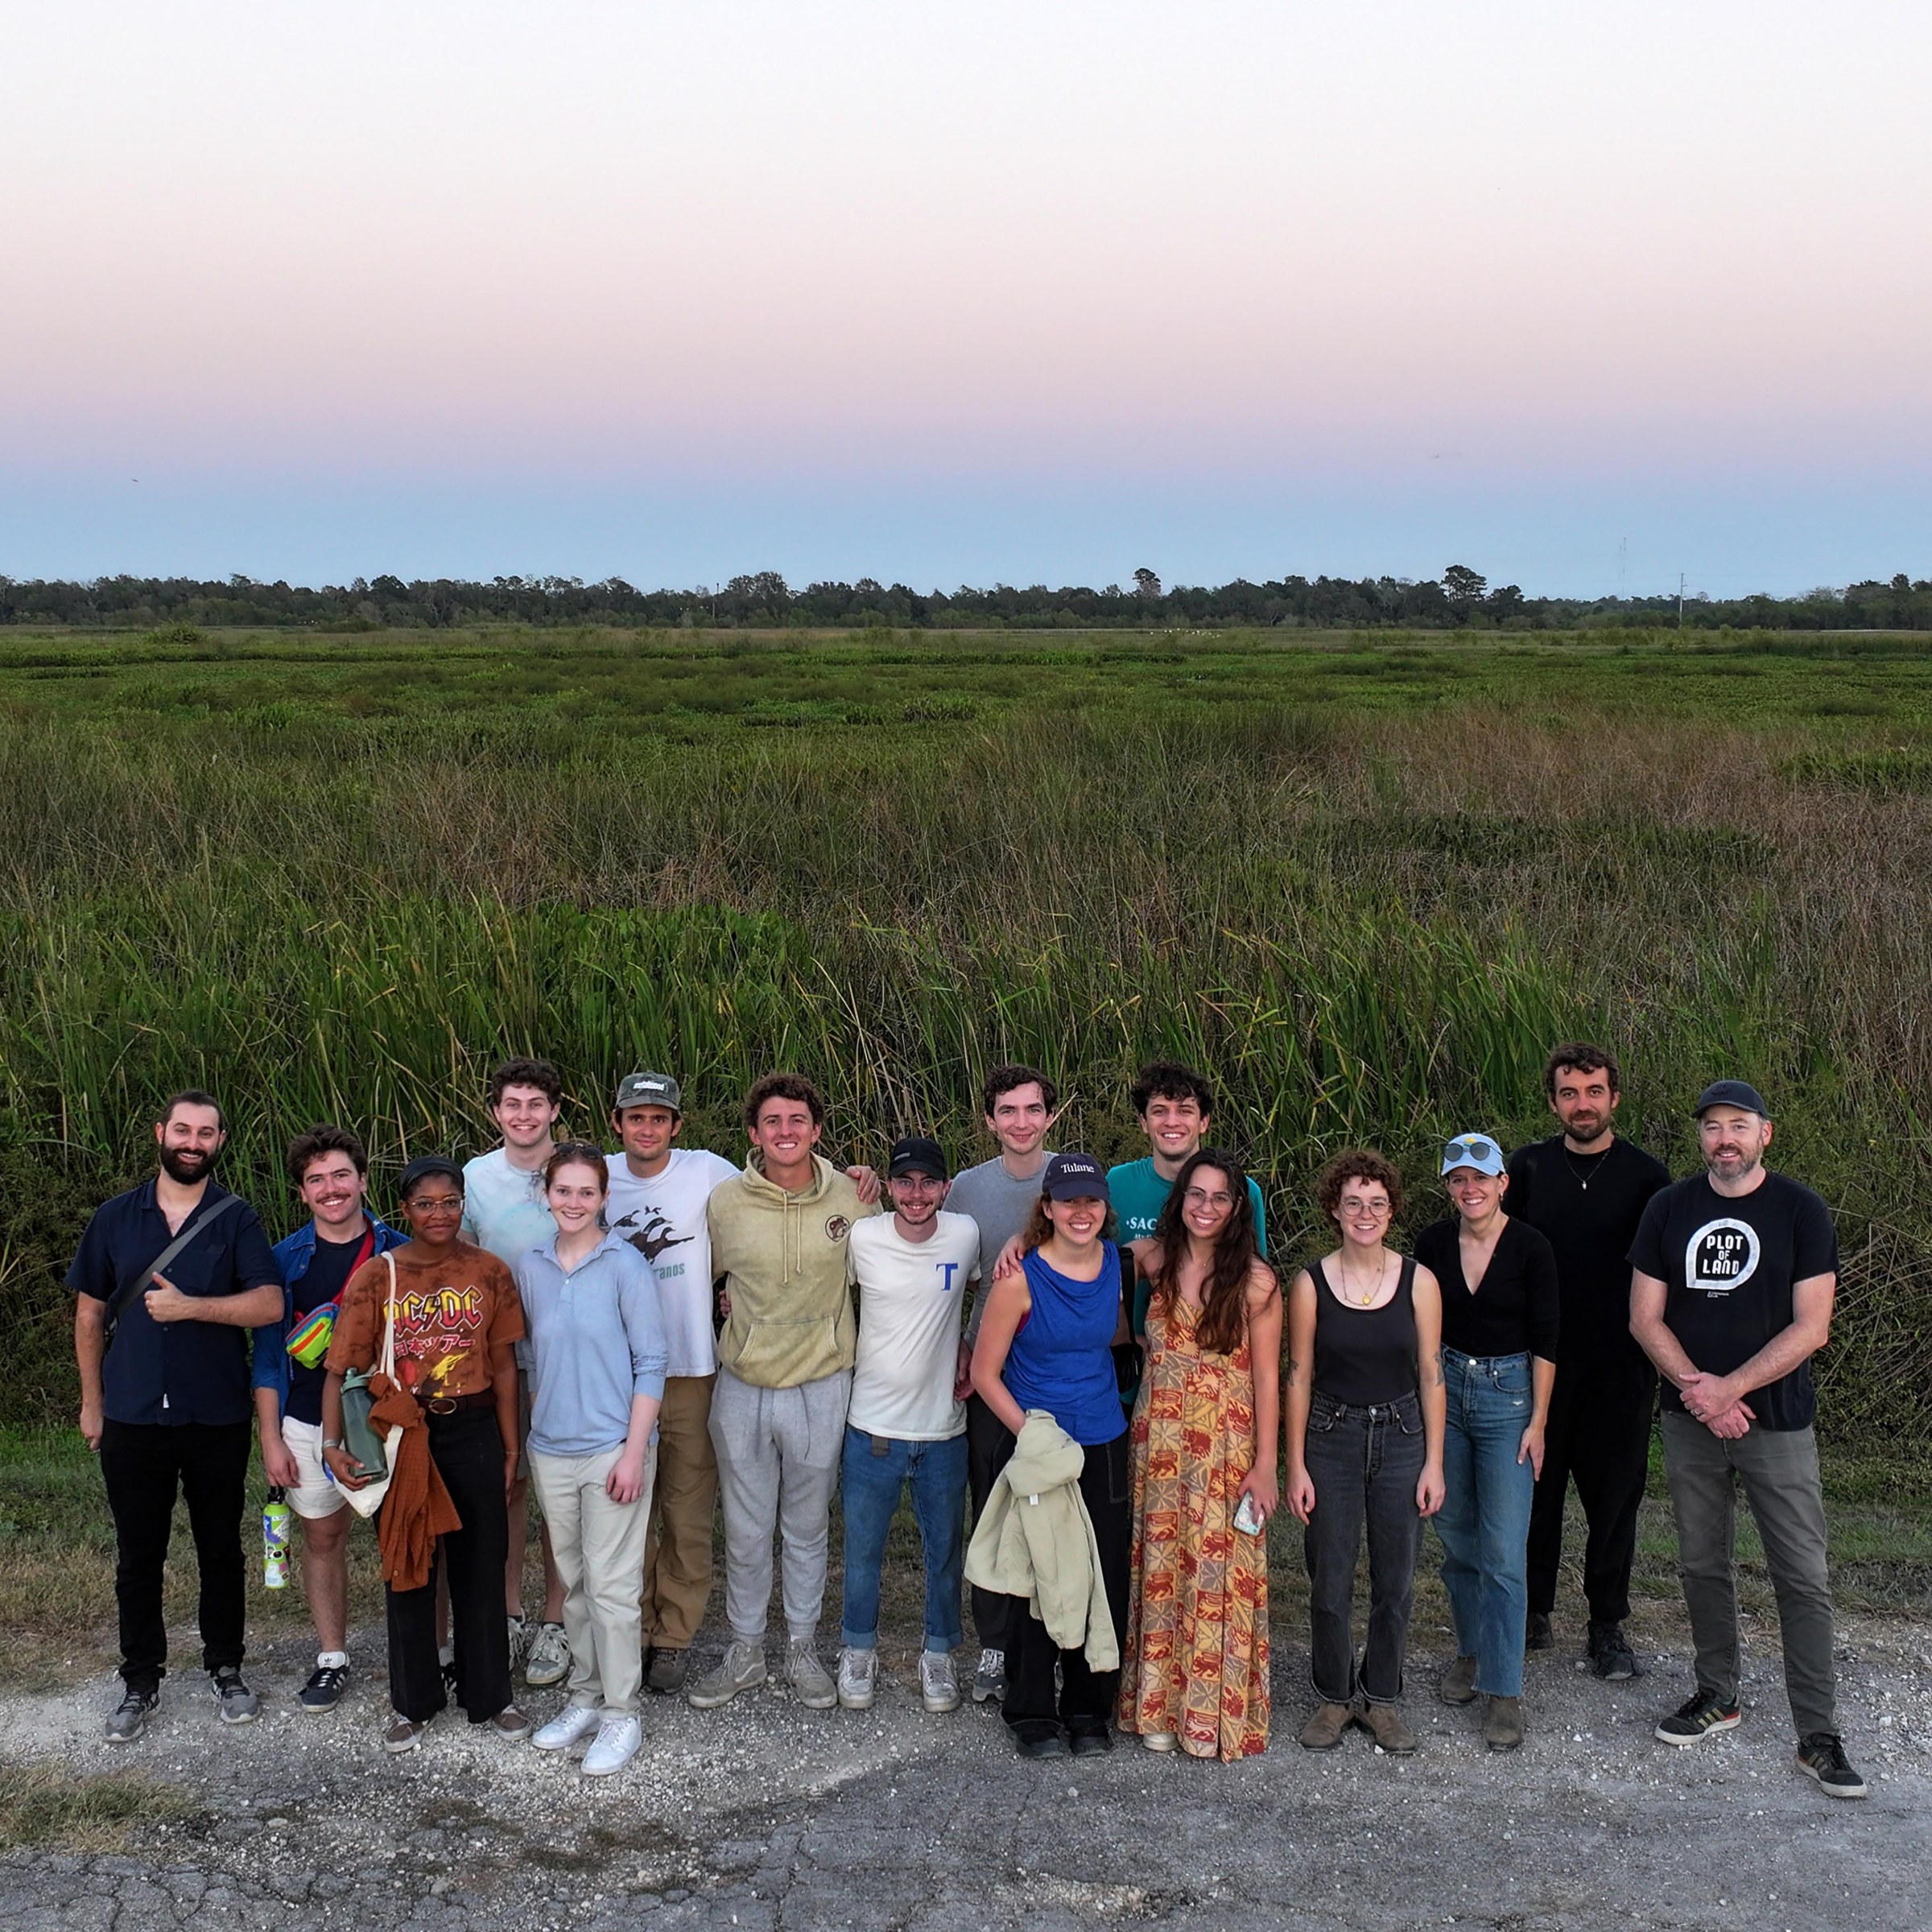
1284, 1150, 1447, 1757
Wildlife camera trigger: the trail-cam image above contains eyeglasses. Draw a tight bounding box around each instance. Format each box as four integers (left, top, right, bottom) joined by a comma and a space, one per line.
1181, 1187, 1236, 1211
407, 1195, 464, 1215
1443, 1137, 1497, 1166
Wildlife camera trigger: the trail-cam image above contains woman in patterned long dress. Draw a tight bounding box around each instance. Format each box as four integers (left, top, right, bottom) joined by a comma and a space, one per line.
1117, 1147, 1282, 1759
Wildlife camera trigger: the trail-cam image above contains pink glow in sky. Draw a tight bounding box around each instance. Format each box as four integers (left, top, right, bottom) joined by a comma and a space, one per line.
2, 2, 1930, 585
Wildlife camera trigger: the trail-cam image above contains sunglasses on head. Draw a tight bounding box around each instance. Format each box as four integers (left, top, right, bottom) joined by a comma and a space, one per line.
1443, 1137, 1497, 1165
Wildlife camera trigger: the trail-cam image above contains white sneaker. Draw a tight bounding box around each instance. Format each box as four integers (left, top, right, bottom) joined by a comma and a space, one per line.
972, 1647, 1005, 1703
787, 1639, 837, 1710
1141, 1730, 1179, 1752
532, 1703, 602, 1752
523, 1621, 571, 1688
581, 1715, 642, 1776
837, 1647, 877, 1711
919, 1649, 960, 1714
687, 1640, 768, 1709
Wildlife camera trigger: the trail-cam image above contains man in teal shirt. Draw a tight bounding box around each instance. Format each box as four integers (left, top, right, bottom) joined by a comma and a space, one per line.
1107, 1060, 1268, 1250
1107, 1062, 1268, 1414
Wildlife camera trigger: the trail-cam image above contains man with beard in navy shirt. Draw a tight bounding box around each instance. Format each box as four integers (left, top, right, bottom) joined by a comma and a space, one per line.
1629, 1081, 1864, 1799
71, 1092, 283, 1743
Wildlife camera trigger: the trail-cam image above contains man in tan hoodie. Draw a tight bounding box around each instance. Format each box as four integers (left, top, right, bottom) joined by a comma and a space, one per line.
688, 1073, 876, 1711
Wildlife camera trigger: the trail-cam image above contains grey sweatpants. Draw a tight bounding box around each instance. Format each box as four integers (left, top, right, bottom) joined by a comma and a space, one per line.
1660, 1410, 1838, 1738
709, 1367, 852, 1646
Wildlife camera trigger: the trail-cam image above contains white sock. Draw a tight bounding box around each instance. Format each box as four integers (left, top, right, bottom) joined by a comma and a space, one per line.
438, 1644, 455, 1669
316, 1650, 349, 1670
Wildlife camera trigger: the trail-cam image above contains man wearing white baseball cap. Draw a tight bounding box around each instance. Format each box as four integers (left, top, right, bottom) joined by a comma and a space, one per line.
1629, 1080, 1864, 1798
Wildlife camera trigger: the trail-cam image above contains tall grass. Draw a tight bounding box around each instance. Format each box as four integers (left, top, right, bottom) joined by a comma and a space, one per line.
2, 667, 1930, 1439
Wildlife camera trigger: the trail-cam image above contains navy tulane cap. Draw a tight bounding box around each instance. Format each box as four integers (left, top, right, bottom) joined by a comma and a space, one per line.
888, 1135, 948, 1180
1695, 1080, 1769, 1117
614, 1071, 683, 1113
1042, 1151, 1110, 1202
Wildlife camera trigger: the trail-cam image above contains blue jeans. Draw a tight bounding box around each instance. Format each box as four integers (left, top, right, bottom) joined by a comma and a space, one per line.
838, 1426, 968, 1653
1435, 1348, 1535, 1699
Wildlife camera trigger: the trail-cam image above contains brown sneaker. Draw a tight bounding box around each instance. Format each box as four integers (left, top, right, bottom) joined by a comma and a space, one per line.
488, 1704, 533, 1741
1439, 1654, 1479, 1705
383, 1714, 429, 1753
1356, 1699, 1418, 1755
646, 1648, 689, 1695
1298, 1701, 1354, 1750
1484, 1695, 1525, 1751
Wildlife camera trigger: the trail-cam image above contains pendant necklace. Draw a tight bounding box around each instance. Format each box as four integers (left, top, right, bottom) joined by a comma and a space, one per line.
1563, 1144, 1607, 1191
1340, 1252, 1385, 1306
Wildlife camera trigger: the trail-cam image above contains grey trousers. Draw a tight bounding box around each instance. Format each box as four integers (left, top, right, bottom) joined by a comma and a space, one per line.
708, 1366, 852, 1646
1660, 1410, 1838, 1738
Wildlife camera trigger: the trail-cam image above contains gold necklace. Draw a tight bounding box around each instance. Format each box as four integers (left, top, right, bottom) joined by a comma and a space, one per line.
1339, 1250, 1385, 1306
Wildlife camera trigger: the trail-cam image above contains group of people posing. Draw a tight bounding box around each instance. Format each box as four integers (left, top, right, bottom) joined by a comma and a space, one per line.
68, 1045, 1867, 1798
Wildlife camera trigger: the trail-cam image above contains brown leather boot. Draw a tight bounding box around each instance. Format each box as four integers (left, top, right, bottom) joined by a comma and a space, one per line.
1484, 1695, 1525, 1750
1439, 1654, 1479, 1705
1356, 1699, 1418, 1755
1298, 1701, 1354, 1750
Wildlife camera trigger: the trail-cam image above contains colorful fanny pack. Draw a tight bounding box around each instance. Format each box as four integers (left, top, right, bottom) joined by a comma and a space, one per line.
286, 1303, 337, 1368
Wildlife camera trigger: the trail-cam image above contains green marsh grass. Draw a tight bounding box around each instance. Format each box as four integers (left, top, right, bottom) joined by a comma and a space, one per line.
1, 628, 1930, 1447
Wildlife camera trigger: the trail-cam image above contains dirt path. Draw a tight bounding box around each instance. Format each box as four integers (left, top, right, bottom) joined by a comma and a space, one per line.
3, 1615, 1928, 1930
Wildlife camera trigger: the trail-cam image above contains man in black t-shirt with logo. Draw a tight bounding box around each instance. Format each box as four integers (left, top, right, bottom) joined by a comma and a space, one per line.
1506, 1043, 1668, 1682
1629, 1080, 1865, 1799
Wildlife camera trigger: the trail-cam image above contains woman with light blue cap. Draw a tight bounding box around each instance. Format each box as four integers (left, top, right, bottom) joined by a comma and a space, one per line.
1414, 1133, 1559, 1751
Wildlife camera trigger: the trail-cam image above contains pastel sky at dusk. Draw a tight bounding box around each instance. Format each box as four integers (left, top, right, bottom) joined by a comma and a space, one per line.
3, 2, 1928, 593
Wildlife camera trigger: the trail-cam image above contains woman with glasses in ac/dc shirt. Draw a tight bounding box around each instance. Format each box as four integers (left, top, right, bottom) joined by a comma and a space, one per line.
1413, 1133, 1558, 1752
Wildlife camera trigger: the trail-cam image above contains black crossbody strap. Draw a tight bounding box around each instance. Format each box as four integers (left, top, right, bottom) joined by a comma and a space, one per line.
105, 1192, 246, 1333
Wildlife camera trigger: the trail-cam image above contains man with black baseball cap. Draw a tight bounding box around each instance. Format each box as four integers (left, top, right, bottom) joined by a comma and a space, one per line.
834, 1136, 981, 1716
1629, 1080, 1865, 1798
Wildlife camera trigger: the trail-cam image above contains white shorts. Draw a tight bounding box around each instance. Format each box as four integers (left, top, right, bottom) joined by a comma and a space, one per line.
282, 1415, 349, 1521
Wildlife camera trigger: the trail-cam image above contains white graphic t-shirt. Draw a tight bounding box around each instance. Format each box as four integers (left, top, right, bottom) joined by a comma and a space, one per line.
604, 1148, 741, 1379
847, 1211, 980, 1441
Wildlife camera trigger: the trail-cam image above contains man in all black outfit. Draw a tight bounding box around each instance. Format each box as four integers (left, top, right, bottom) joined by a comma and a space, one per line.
71, 1091, 285, 1743
1505, 1043, 1669, 1681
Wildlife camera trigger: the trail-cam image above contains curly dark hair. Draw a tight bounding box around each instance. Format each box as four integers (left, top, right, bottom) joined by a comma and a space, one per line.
486, 1057, 563, 1108
1313, 1149, 1404, 1220
286, 1123, 367, 1185
1129, 1059, 1216, 1119
1544, 1042, 1620, 1100
1146, 1148, 1274, 1356
743, 1071, 827, 1129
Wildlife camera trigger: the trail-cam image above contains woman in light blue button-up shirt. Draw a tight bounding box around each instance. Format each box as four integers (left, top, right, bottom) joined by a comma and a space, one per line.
514, 1143, 667, 1776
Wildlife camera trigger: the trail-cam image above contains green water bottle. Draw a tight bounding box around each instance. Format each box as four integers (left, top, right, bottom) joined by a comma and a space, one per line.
262, 1486, 291, 1590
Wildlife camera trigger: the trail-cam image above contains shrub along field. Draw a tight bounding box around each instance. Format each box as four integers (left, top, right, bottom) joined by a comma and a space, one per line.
2, 621, 1930, 1670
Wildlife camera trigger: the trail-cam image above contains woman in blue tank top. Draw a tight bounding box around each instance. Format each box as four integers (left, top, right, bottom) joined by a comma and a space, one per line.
971, 1152, 1133, 1758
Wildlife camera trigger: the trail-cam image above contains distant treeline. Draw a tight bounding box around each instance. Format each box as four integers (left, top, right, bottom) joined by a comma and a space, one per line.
3, 565, 1930, 632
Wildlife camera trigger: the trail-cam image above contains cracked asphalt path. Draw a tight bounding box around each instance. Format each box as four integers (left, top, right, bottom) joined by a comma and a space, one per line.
3, 1616, 1928, 1930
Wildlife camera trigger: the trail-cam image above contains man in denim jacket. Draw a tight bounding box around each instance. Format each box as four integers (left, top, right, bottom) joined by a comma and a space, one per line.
254, 1125, 405, 1711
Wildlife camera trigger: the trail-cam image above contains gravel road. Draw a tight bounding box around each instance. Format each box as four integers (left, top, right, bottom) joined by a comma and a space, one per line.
3, 1612, 1927, 1931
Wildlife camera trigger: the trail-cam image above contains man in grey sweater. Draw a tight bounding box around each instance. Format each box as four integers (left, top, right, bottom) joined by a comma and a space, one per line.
945, 1063, 1058, 1707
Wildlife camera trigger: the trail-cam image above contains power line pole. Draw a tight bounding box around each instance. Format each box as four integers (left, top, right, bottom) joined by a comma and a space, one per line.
1678, 572, 1686, 629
